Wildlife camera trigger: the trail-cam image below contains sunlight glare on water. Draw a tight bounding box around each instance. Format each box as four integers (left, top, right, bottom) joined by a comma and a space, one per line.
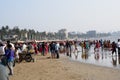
70, 45, 120, 69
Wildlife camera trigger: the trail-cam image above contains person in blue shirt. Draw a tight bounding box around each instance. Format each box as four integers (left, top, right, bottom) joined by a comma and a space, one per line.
5, 44, 15, 75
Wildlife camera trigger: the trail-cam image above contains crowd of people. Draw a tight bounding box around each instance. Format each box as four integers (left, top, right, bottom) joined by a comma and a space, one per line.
1, 39, 120, 80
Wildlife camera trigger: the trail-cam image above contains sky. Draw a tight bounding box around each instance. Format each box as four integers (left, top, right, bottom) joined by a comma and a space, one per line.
0, 0, 120, 33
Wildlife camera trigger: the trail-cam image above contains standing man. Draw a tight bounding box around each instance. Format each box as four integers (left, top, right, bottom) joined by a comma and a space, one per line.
5, 44, 15, 75
41, 42, 45, 56
55, 42, 60, 59
111, 41, 117, 56
117, 39, 120, 56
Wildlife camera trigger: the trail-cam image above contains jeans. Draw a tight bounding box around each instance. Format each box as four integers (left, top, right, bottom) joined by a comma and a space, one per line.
7, 61, 14, 75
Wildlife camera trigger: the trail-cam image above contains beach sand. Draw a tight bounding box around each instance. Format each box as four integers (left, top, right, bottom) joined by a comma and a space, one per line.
10, 54, 120, 80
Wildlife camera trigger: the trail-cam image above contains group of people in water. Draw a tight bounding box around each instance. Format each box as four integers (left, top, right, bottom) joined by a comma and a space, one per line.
1, 39, 120, 80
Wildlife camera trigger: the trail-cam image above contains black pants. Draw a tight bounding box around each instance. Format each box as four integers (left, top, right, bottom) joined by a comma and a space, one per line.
55, 50, 59, 59
118, 47, 120, 56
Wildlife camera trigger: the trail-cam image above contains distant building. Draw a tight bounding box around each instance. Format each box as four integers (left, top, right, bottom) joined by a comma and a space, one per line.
86, 30, 96, 38
3, 35, 18, 41
58, 29, 68, 40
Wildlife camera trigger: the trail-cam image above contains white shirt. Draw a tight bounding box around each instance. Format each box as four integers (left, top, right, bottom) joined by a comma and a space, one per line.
22, 44, 27, 51
55, 43, 60, 51
117, 42, 120, 48
0, 46, 5, 55
10, 43, 15, 50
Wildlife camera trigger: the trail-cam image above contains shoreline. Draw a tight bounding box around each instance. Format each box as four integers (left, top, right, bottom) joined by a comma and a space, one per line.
69, 58, 120, 70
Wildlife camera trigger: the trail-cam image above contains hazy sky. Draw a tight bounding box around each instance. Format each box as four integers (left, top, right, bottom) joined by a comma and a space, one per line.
0, 0, 120, 33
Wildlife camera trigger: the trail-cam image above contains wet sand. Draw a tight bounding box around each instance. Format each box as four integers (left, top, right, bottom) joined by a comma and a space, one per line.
10, 54, 120, 80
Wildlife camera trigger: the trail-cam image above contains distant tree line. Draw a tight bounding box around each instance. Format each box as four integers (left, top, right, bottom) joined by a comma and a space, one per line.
0, 25, 47, 41
0, 25, 111, 41
0, 25, 67, 41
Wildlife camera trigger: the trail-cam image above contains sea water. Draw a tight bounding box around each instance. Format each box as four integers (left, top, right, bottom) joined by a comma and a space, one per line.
70, 36, 120, 69
71, 46, 120, 69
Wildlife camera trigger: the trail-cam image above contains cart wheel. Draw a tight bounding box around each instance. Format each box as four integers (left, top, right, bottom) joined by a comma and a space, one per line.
25, 54, 32, 62
19, 56, 23, 63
